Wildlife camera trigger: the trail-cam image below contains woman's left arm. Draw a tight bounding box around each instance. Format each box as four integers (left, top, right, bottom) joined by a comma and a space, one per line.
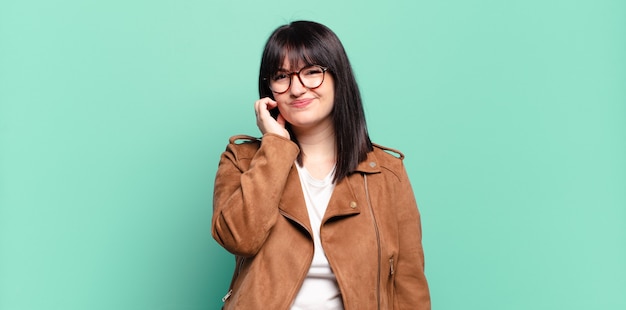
394, 163, 431, 309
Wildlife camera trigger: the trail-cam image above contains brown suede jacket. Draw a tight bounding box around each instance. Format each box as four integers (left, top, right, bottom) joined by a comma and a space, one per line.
212, 134, 430, 309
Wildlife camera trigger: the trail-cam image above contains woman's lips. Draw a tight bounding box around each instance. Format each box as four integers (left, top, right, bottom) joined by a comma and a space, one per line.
290, 98, 313, 108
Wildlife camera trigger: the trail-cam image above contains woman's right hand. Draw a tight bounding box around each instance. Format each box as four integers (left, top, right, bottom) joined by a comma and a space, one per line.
255, 97, 290, 139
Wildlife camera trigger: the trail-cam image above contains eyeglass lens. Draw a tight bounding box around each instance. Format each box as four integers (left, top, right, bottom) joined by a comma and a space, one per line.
269, 65, 326, 93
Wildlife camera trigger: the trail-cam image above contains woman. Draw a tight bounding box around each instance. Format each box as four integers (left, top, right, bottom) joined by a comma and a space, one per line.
212, 21, 430, 309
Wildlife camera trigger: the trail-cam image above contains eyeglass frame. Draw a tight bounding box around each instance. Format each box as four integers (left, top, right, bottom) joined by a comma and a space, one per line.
263, 65, 329, 94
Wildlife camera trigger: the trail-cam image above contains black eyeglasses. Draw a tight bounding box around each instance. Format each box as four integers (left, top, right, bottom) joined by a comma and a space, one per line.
265, 65, 328, 94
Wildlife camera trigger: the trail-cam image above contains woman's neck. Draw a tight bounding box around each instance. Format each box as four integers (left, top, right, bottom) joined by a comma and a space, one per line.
293, 123, 337, 180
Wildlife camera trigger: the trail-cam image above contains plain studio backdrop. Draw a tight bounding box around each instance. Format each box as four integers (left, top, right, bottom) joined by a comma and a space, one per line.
1, 0, 624, 309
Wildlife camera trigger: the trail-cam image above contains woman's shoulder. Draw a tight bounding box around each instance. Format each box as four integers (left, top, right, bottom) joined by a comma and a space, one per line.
223, 134, 298, 158
372, 142, 405, 160
227, 134, 261, 146
368, 142, 410, 179
222, 134, 262, 158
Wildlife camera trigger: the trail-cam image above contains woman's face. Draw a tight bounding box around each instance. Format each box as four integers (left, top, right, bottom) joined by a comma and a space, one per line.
272, 58, 335, 132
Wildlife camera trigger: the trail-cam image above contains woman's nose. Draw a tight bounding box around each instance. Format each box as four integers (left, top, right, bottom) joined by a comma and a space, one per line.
289, 74, 306, 96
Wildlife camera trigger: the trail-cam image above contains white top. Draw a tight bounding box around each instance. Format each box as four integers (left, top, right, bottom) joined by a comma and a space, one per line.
291, 163, 343, 310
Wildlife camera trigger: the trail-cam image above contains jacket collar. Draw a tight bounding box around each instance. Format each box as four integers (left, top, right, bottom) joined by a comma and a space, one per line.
353, 150, 382, 174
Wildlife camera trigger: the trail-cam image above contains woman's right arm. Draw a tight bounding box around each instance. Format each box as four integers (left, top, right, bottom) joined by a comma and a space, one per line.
211, 133, 299, 257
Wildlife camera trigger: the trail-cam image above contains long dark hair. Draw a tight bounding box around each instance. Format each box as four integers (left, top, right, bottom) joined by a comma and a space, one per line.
258, 21, 372, 183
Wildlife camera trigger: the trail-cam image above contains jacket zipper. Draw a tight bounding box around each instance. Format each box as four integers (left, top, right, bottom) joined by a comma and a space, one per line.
222, 256, 246, 303
364, 174, 381, 310
221, 289, 232, 302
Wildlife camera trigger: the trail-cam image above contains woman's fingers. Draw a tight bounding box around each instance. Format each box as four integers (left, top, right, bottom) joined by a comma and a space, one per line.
264, 99, 278, 110
254, 97, 275, 120
255, 97, 289, 139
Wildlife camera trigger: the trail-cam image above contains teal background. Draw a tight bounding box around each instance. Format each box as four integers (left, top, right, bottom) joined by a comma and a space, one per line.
1, 0, 624, 309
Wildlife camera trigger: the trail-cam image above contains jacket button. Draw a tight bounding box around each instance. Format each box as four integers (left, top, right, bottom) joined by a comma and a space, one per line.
350, 201, 357, 209
369, 162, 376, 167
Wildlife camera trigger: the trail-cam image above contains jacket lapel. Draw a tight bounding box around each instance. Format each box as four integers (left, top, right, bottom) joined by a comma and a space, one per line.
322, 178, 361, 222
278, 165, 313, 235
323, 150, 382, 222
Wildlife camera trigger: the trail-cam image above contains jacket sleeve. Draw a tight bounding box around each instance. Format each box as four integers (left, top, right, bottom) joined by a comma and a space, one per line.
394, 163, 431, 309
211, 134, 300, 257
